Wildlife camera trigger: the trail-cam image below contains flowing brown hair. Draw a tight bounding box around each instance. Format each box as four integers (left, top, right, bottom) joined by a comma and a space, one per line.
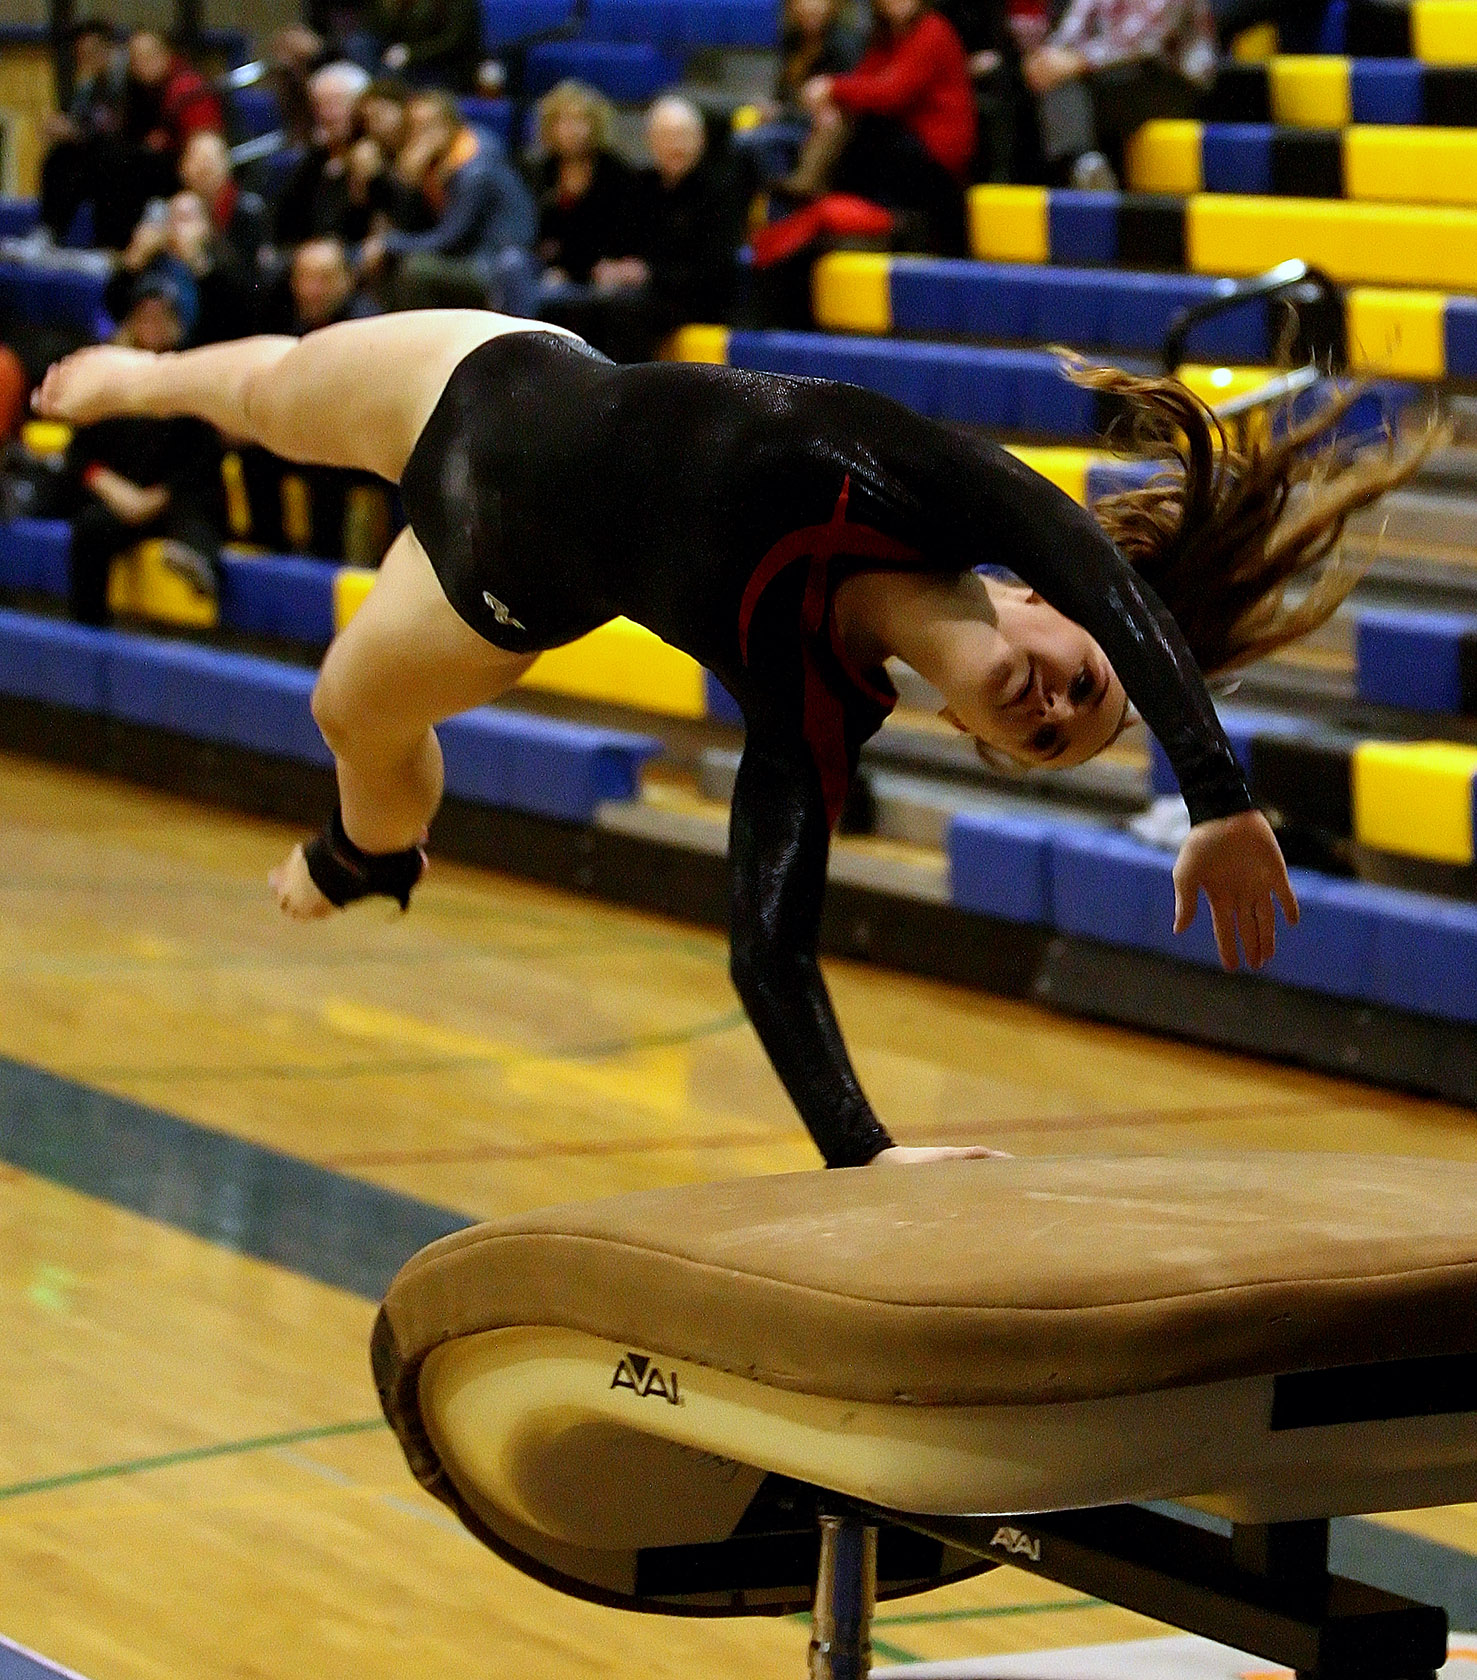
1063, 359, 1445, 678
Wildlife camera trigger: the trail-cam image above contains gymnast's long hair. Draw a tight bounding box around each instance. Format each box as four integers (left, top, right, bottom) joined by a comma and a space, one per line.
1065, 361, 1443, 678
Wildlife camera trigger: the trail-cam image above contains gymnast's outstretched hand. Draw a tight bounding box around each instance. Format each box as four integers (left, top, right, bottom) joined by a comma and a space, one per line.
871, 1145, 1012, 1166
34, 345, 155, 425
1172, 807, 1298, 971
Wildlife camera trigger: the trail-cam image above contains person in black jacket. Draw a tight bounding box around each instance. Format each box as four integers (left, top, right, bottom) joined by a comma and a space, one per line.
532, 81, 638, 292
63, 279, 223, 626
106, 192, 260, 347
541, 96, 743, 362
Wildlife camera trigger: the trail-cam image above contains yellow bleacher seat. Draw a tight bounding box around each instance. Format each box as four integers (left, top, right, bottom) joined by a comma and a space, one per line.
1231, 21, 1278, 57
811, 252, 892, 334
1347, 288, 1447, 377
107, 538, 218, 630
333, 565, 376, 631
521, 617, 707, 718
967, 186, 1050, 264
666, 324, 731, 364
1345, 126, 1477, 207
1006, 445, 1090, 504
1269, 56, 1352, 127
1412, 0, 1477, 63
1124, 121, 1203, 195
1352, 740, 1477, 865
1175, 364, 1282, 406
730, 103, 762, 132
1187, 194, 1477, 288
20, 419, 70, 457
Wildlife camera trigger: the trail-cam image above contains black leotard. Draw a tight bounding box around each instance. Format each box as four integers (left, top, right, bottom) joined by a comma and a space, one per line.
401, 331, 1253, 1168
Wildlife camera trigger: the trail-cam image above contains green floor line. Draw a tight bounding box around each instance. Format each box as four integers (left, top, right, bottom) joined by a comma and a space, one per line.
0, 1418, 386, 1502
875, 1596, 1104, 1629
872, 1636, 922, 1664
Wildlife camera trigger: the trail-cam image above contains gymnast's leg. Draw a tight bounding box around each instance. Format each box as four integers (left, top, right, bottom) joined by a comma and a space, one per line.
269, 523, 535, 919
33, 308, 581, 482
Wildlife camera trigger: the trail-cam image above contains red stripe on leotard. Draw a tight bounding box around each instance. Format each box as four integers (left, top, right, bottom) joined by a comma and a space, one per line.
738, 478, 918, 827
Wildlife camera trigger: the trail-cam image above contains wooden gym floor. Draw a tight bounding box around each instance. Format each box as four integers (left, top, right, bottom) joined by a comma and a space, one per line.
2, 750, 1476, 1680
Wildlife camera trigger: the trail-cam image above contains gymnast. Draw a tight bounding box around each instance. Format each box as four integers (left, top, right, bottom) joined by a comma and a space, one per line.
34, 310, 1426, 1170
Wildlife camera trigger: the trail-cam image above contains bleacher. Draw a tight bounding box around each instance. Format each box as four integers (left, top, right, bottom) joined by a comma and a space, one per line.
2, 0, 1477, 1101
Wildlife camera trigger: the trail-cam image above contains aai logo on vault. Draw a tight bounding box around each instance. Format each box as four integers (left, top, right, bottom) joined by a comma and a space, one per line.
990, 1526, 1042, 1562
611, 1352, 683, 1405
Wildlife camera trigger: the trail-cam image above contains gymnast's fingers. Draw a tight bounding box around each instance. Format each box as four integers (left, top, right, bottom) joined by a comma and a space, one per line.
1250, 896, 1275, 968
1208, 892, 1240, 971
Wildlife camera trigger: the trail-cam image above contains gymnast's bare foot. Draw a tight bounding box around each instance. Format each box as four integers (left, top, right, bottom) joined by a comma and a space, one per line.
870, 1145, 1012, 1166
269, 842, 335, 920
34, 345, 157, 424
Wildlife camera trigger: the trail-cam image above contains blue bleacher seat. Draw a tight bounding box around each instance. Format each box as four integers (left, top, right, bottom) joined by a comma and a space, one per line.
0, 607, 108, 710
458, 97, 515, 145
0, 262, 108, 335
228, 86, 281, 141
947, 809, 1055, 923
105, 638, 331, 766
1049, 824, 1222, 966
0, 199, 38, 240
1350, 59, 1424, 125
1202, 125, 1273, 196
525, 40, 683, 101
1260, 868, 1379, 999
0, 519, 71, 598
704, 670, 743, 725
1356, 607, 1475, 713
438, 705, 659, 822
584, 0, 777, 46
1047, 191, 1119, 266
480, 0, 576, 44
219, 555, 337, 646
1370, 888, 1477, 1023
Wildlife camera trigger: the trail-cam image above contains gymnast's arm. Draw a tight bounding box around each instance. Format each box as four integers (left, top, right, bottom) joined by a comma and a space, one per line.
727, 729, 894, 1169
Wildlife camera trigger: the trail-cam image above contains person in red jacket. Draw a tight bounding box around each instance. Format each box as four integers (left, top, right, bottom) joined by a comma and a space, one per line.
795, 0, 975, 252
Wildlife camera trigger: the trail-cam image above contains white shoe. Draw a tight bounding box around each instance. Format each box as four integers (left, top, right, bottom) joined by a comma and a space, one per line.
1070, 150, 1119, 191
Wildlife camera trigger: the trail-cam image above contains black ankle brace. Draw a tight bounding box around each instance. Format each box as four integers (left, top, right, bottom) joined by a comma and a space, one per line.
303, 809, 425, 911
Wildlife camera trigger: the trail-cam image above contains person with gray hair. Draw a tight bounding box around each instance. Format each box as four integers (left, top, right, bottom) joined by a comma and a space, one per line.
541, 94, 743, 362
272, 61, 378, 247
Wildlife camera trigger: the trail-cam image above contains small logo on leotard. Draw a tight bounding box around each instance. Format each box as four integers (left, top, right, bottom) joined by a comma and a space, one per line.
482, 590, 525, 630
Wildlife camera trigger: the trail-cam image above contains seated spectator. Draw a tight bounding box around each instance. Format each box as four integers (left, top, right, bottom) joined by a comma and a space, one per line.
735, 0, 864, 190
346, 79, 432, 231
794, 0, 975, 253
121, 29, 225, 213
107, 192, 260, 346
64, 275, 223, 625
179, 132, 269, 268
38, 19, 128, 245
1023, 0, 1216, 186
281, 236, 381, 332
273, 61, 374, 246
265, 24, 327, 148
531, 81, 637, 290
368, 0, 482, 91
542, 96, 743, 363
936, 0, 1038, 180
358, 90, 538, 314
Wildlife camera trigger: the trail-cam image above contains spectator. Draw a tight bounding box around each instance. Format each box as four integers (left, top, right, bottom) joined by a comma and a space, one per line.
273, 61, 374, 246
367, 0, 482, 91
1023, 0, 1217, 186
531, 81, 637, 290
38, 19, 128, 245
542, 95, 743, 362
265, 24, 327, 148
345, 79, 431, 232
64, 275, 223, 625
735, 0, 864, 190
107, 192, 259, 346
283, 236, 380, 331
796, 0, 975, 253
123, 29, 224, 195
359, 90, 538, 314
936, 0, 1038, 180
179, 131, 269, 268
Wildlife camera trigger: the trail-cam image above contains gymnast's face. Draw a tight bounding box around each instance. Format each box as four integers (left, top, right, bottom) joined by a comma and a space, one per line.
943, 584, 1130, 771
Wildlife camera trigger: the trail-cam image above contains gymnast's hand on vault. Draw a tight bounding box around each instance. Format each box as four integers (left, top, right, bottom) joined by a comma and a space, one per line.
1172, 808, 1299, 972
870, 1145, 1013, 1166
